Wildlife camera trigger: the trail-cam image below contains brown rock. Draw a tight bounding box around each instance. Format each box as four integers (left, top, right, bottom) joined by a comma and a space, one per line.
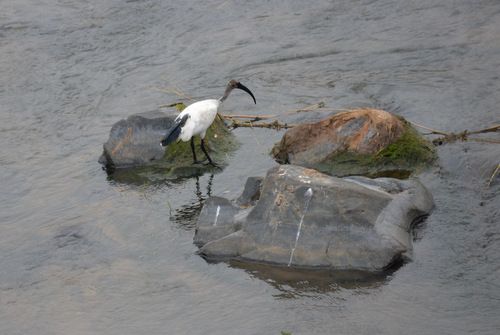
273, 108, 405, 166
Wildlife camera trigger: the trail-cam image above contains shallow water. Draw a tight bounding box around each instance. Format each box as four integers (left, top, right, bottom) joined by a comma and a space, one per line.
1, 0, 499, 334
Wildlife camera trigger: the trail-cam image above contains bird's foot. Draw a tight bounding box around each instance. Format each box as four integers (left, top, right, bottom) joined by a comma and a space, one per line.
203, 161, 222, 170
191, 158, 208, 165
191, 159, 221, 170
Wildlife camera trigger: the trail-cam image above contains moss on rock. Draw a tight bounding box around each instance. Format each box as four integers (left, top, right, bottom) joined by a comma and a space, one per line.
314, 117, 435, 177
105, 104, 240, 183
154, 103, 240, 175
163, 102, 187, 112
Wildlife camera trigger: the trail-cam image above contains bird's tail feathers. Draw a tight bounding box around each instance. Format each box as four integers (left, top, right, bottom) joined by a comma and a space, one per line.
160, 126, 181, 147
160, 114, 189, 147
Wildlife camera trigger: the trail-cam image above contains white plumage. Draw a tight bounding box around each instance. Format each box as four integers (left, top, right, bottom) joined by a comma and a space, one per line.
177, 99, 220, 142
160, 79, 256, 168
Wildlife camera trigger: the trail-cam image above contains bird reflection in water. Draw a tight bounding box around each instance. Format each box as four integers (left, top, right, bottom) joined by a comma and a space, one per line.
170, 174, 214, 230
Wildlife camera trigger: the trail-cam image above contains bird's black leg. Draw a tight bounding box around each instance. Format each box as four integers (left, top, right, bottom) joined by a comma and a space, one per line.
190, 137, 208, 165
190, 137, 198, 163
200, 139, 221, 169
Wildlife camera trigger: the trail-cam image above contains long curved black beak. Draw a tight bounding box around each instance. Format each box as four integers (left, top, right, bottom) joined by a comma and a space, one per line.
236, 82, 256, 104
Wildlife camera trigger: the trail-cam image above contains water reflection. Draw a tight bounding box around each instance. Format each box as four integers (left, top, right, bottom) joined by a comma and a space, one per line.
105, 165, 210, 186
226, 260, 399, 297
108, 162, 410, 291
106, 165, 215, 230
170, 175, 214, 230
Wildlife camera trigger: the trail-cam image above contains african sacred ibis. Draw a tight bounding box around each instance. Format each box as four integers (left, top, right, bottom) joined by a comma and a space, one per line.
160, 79, 256, 168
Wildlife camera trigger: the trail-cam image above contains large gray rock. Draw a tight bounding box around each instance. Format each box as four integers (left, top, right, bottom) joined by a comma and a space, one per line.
98, 107, 239, 175
98, 110, 177, 170
194, 165, 434, 271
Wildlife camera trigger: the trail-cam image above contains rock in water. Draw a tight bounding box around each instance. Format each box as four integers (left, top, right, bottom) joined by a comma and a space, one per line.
236, 176, 264, 207
194, 165, 434, 271
98, 110, 177, 170
98, 107, 239, 176
272, 108, 434, 176
273, 108, 405, 166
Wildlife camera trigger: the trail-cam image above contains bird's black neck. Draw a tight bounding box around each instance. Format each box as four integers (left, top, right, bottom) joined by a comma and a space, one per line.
218, 83, 234, 103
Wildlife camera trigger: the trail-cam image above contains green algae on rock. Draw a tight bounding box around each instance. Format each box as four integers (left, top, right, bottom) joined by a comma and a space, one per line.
314, 118, 435, 177
273, 109, 435, 178
160, 114, 240, 170
99, 104, 240, 181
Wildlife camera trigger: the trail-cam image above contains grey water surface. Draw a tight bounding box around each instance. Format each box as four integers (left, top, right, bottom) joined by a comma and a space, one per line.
1, 1, 499, 334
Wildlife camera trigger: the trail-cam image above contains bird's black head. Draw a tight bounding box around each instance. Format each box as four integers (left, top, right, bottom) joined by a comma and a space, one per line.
230, 79, 256, 104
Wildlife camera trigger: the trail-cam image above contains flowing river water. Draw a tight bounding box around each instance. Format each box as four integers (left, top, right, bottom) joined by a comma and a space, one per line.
1, 1, 499, 334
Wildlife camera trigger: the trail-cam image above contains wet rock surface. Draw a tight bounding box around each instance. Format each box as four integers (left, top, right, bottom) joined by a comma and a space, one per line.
98, 107, 239, 176
273, 108, 405, 165
195, 165, 434, 271
273, 108, 434, 176
98, 110, 177, 170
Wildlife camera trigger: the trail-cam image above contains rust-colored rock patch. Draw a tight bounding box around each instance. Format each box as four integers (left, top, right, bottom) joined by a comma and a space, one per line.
273, 108, 405, 167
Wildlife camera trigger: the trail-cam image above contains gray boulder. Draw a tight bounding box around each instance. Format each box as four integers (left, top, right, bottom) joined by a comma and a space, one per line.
236, 176, 264, 207
98, 110, 176, 170
98, 107, 239, 175
194, 165, 434, 271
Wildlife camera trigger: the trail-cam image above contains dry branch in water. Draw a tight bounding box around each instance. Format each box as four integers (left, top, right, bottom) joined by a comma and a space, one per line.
228, 119, 294, 131
217, 0, 232, 10
469, 124, 500, 134
410, 122, 500, 145
488, 162, 500, 188
153, 81, 500, 145
219, 98, 331, 121
153, 80, 500, 184
220, 98, 352, 129
150, 77, 196, 102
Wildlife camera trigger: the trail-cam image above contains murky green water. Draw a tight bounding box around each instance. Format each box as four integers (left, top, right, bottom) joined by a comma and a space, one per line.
1, 1, 499, 334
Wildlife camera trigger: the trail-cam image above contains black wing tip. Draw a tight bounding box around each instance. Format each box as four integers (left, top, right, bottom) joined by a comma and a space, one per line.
160, 131, 178, 147
160, 114, 189, 147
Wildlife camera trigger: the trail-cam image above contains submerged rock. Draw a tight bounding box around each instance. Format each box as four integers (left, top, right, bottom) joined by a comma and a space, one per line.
194, 165, 434, 271
272, 108, 435, 176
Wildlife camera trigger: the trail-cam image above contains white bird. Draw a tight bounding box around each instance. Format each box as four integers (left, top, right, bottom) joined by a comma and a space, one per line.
160, 79, 256, 168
